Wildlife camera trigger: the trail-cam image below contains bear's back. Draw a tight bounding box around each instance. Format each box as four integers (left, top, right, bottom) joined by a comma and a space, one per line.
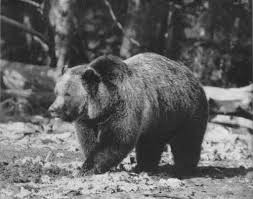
124, 53, 208, 126
124, 53, 194, 84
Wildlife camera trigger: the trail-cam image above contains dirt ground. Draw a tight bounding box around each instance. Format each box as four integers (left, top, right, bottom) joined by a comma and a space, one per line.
0, 117, 252, 199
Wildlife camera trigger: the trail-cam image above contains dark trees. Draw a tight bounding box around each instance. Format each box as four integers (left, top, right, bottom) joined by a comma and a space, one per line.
0, 0, 252, 87
120, 0, 169, 58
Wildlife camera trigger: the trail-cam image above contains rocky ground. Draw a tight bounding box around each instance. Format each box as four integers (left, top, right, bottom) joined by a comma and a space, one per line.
0, 117, 252, 199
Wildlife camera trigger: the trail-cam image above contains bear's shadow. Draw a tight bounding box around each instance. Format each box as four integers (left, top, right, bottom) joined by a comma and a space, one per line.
122, 164, 253, 179
149, 164, 253, 179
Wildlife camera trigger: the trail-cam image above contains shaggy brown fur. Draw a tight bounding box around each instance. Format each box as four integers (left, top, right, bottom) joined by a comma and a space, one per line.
49, 53, 208, 176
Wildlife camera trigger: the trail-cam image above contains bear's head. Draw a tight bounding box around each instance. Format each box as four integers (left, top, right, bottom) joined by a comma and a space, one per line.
48, 55, 131, 122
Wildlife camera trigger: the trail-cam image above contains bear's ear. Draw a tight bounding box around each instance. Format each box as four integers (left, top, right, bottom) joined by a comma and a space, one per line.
81, 69, 101, 84
81, 69, 101, 96
81, 69, 101, 97
89, 55, 130, 82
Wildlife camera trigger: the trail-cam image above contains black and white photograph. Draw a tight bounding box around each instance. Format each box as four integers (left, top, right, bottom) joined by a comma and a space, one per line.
0, 0, 252, 198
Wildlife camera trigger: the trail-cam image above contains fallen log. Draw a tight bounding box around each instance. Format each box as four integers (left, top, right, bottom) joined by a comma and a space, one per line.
204, 85, 253, 120
0, 59, 56, 116
0, 59, 56, 90
210, 115, 253, 131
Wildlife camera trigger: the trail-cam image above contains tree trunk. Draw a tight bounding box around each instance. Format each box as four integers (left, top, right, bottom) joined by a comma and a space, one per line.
47, 0, 88, 69
120, 0, 169, 58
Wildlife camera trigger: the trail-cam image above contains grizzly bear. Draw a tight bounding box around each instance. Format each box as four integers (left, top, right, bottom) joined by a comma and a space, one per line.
49, 53, 208, 176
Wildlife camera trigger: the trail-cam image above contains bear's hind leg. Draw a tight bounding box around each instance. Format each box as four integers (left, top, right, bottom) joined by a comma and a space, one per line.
135, 134, 165, 172
170, 124, 205, 177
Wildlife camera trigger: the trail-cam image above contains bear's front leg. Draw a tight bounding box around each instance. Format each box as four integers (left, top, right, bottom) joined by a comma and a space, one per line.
75, 150, 94, 176
74, 123, 101, 176
90, 144, 132, 174
75, 123, 136, 175
77, 144, 103, 176
87, 125, 137, 174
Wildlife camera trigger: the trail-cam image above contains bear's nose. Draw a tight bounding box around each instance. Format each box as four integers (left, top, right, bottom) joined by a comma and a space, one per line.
48, 105, 59, 117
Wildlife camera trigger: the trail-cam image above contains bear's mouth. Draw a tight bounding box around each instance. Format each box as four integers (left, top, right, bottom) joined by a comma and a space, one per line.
49, 111, 72, 122
50, 111, 60, 118
60, 111, 79, 122
50, 106, 85, 123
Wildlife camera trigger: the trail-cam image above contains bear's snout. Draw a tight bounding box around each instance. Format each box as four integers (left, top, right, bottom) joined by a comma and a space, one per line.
48, 104, 61, 117
48, 96, 65, 118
